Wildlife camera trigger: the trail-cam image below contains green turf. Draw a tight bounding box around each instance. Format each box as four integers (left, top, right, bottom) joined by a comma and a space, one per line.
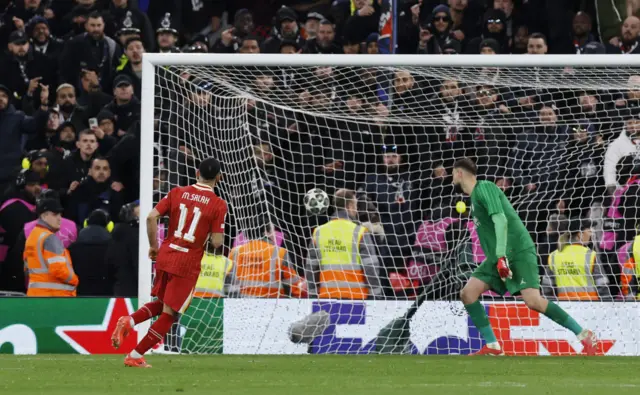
1, 355, 639, 395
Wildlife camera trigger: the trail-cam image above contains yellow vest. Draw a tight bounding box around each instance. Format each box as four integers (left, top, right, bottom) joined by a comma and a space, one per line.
548, 244, 597, 300
116, 55, 128, 71
194, 254, 233, 298
633, 235, 640, 277
314, 219, 368, 299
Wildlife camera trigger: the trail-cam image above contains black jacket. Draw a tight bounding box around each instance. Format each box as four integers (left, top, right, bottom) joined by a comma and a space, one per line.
0, 105, 47, 183
0, 191, 37, 292
0, 49, 55, 105
108, 122, 140, 203
68, 225, 115, 296
59, 33, 120, 92
63, 150, 95, 185
103, 97, 141, 133
76, 89, 113, 114
618, 183, 640, 246
558, 137, 606, 219
109, 221, 139, 297
45, 143, 76, 197
32, 37, 65, 64
65, 177, 125, 225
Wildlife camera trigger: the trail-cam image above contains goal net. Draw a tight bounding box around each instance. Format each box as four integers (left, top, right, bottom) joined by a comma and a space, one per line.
140, 54, 640, 356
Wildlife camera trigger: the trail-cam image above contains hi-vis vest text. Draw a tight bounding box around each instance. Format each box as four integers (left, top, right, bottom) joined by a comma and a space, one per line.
24, 225, 78, 297
314, 219, 368, 299
548, 245, 597, 300
230, 240, 301, 298
194, 254, 233, 298
621, 235, 640, 298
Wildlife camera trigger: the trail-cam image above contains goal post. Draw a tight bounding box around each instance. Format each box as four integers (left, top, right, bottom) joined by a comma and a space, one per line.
139, 53, 640, 355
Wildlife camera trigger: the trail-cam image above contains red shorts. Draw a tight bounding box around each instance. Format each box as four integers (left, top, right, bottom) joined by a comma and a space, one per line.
151, 270, 197, 313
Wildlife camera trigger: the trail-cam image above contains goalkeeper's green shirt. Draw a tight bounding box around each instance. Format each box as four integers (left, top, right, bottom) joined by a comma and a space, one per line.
470, 180, 535, 263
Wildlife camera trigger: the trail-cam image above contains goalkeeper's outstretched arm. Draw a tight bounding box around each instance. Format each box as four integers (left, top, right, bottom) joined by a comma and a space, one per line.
491, 212, 508, 258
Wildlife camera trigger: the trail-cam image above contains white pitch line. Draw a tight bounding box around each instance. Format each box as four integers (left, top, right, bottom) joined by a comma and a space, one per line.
414, 382, 527, 388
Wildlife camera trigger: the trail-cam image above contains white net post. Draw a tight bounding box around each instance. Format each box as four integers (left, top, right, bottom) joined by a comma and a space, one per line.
141, 53, 640, 355
137, 56, 156, 343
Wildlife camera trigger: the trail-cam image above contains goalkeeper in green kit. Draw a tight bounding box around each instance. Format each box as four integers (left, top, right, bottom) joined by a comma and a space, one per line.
452, 158, 597, 356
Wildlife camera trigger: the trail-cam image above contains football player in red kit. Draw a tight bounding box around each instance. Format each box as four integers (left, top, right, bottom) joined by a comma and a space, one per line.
111, 158, 227, 368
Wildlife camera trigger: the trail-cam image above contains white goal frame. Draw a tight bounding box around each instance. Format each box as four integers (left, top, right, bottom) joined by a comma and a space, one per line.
138, 53, 638, 343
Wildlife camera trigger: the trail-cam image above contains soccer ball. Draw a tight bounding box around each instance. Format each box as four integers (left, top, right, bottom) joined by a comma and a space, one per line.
304, 188, 329, 215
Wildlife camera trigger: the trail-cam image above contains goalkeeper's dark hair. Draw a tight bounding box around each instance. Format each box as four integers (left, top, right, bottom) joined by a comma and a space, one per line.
198, 157, 221, 181
453, 158, 477, 176
334, 189, 356, 210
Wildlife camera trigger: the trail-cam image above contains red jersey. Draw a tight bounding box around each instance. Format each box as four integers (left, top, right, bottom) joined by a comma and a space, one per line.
154, 183, 227, 279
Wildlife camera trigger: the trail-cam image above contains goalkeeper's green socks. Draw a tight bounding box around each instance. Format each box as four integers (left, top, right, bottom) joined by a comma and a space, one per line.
464, 301, 499, 346
543, 301, 583, 335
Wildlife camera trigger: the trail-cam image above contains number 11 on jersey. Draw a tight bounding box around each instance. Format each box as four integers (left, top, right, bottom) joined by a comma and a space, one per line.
174, 203, 202, 243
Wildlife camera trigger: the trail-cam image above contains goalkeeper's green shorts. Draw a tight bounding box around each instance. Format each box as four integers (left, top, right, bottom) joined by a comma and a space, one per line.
471, 248, 540, 296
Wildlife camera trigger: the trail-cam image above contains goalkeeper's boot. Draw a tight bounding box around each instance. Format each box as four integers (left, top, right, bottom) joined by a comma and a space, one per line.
470, 344, 504, 356
111, 316, 133, 349
124, 355, 152, 368
578, 329, 597, 356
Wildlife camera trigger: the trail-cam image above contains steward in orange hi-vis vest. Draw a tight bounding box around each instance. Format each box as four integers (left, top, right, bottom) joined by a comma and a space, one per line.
229, 224, 306, 298
24, 198, 78, 297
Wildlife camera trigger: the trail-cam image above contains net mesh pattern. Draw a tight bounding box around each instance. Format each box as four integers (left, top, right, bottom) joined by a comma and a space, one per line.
149, 62, 640, 355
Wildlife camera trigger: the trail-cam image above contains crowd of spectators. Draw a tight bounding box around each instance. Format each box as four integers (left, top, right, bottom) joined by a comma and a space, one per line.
0, 0, 639, 300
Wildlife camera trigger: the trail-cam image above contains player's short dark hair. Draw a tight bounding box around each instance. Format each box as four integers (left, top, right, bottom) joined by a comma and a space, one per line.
199, 157, 221, 180
453, 158, 477, 176
334, 189, 356, 210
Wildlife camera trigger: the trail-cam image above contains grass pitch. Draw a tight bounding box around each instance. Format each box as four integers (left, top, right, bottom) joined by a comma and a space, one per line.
1, 355, 639, 395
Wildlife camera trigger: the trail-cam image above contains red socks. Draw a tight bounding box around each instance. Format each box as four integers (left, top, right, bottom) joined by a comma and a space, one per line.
134, 312, 175, 356
131, 300, 163, 325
